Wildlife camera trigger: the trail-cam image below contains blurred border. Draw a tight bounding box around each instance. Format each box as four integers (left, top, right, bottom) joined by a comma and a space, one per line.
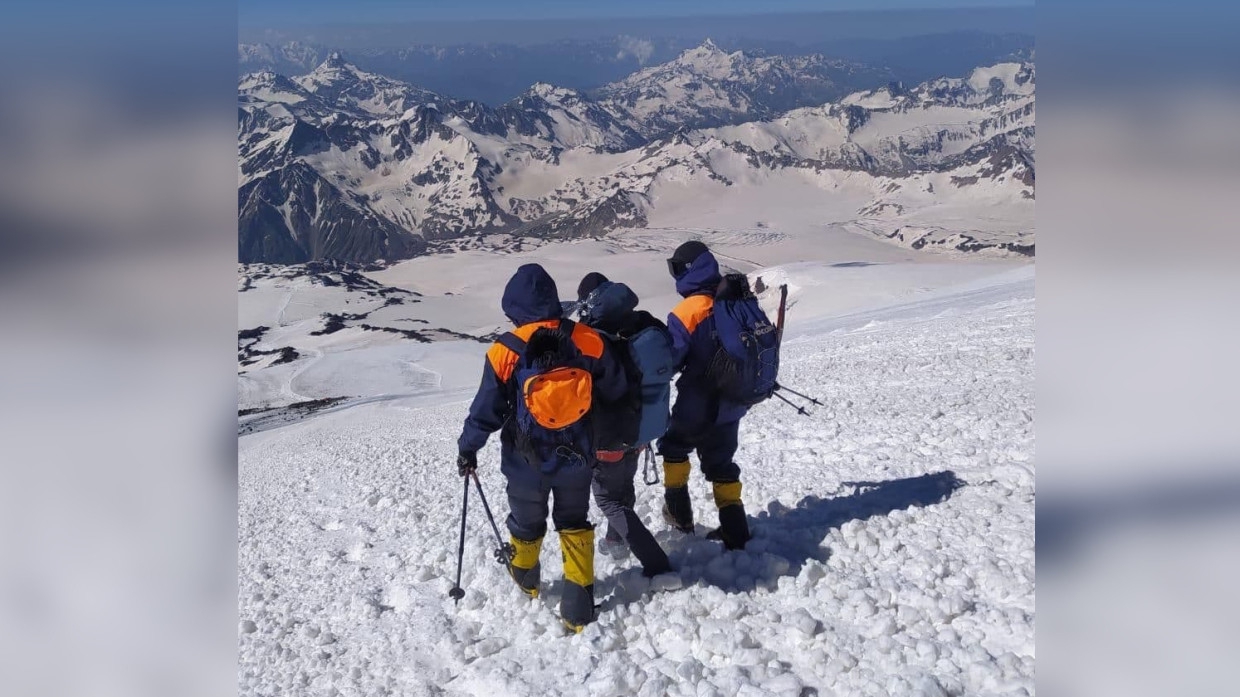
2, 0, 1238, 693
0, 2, 238, 695
1038, 0, 1240, 694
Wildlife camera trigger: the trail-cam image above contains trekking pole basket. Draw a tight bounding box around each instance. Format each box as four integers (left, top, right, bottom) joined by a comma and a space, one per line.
469, 471, 515, 567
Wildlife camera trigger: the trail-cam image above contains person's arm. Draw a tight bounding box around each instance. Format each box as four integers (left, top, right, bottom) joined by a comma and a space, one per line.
667, 296, 713, 372
591, 340, 628, 404
457, 351, 512, 455
666, 311, 692, 372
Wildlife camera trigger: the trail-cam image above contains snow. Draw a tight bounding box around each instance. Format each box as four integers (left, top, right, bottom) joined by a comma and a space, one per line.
241, 57, 1034, 256
244, 87, 307, 106
709, 99, 1029, 169
841, 88, 900, 110
239, 225, 1026, 414
968, 63, 1032, 97
238, 253, 1034, 695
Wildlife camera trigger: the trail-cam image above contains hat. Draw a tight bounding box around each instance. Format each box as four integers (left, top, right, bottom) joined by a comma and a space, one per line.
667, 240, 710, 279
671, 240, 709, 265
576, 272, 610, 301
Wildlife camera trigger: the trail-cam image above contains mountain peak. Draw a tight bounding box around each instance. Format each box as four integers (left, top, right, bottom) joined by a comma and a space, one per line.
683, 38, 728, 58
527, 82, 576, 99
316, 52, 352, 72
670, 38, 739, 74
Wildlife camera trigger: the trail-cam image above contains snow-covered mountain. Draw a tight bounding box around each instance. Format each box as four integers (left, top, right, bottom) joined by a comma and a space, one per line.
236, 32, 1034, 106
238, 38, 697, 105
239, 41, 330, 76
238, 45, 1034, 263
715, 61, 1034, 175
595, 39, 890, 137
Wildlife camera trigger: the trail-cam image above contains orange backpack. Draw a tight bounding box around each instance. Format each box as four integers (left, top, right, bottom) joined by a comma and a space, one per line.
497, 320, 594, 467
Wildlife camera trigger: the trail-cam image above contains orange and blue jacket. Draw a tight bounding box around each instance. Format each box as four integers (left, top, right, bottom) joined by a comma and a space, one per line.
458, 264, 625, 456
667, 250, 749, 425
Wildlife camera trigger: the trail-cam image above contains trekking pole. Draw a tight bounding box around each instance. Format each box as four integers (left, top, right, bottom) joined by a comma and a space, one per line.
772, 390, 811, 416
469, 471, 515, 566
775, 382, 824, 407
448, 476, 469, 603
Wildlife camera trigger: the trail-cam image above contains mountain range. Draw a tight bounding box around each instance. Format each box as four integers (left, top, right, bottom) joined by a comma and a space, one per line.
238, 40, 1034, 264
237, 32, 1033, 105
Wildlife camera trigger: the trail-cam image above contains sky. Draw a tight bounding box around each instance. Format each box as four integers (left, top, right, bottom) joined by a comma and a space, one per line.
238, 0, 1033, 27
238, 5, 1035, 48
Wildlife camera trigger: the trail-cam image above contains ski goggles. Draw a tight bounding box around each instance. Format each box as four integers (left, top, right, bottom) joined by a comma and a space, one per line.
666, 257, 690, 279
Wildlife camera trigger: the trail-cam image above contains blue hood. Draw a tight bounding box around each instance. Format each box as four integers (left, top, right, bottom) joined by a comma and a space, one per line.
502, 263, 563, 325
675, 251, 722, 298
580, 281, 639, 332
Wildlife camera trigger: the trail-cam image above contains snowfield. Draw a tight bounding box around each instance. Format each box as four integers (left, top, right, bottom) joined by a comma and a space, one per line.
238, 265, 1034, 696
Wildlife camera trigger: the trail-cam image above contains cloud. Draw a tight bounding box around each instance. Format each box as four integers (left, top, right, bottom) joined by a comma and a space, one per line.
617, 35, 655, 65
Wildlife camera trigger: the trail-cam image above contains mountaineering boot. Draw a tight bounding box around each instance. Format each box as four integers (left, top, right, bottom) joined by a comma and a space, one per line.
598, 527, 630, 560
507, 535, 543, 599
620, 510, 673, 577
558, 528, 596, 633
661, 459, 695, 533
706, 481, 751, 551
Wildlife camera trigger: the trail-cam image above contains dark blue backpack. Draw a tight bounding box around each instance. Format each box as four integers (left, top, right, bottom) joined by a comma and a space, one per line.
499, 320, 594, 471
707, 274, 780, 406
581, 282, 675, 448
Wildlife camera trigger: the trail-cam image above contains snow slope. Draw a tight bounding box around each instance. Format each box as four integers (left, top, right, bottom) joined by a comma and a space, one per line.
239, 226, 1025, 413
238, 266, 1034, 696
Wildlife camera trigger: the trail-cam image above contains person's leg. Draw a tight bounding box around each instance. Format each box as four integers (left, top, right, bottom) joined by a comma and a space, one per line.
550, 463, 595, 631
590, 456, 629, 553
657, 394, 705, 532
593, 451, 671, 575
698, 419, 750, 550
500, 447, 549, 596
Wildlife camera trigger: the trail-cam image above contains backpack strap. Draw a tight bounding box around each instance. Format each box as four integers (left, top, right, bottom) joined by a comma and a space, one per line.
492, 332, 528, 399
497, 331, 527, 357
496, 319, 574, 373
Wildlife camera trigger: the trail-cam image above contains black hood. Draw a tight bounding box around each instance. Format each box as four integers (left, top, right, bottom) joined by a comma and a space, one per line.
577, 271, 610, 302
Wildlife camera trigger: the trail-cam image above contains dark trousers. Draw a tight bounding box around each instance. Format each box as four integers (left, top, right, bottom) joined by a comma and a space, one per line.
658, 418, 742, 483
500, 446, 593, 541
591, 451, 671, 575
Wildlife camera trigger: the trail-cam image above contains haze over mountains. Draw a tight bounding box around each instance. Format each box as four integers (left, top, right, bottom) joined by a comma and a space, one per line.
238, 39, 1034, 264
238, 31, 1033, 105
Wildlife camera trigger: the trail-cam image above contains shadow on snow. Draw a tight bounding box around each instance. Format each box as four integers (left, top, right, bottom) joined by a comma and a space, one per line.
598, 470, 964, 609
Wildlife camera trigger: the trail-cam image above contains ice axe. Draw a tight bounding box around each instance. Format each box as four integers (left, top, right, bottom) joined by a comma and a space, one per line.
776, 284, 788, 342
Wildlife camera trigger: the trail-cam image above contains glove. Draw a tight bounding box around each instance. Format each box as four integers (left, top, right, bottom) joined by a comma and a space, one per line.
457, 451, 477, 477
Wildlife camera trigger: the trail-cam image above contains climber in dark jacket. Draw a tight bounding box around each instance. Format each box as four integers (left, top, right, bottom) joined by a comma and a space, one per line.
456, 263, 626, 631
658, 240, 752, 550
575, 272, 672, 577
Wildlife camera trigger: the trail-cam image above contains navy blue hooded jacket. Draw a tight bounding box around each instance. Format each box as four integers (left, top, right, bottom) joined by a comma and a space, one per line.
457, 263, 627, 459
666, 250, 750, 426
577, 279, 671, 451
